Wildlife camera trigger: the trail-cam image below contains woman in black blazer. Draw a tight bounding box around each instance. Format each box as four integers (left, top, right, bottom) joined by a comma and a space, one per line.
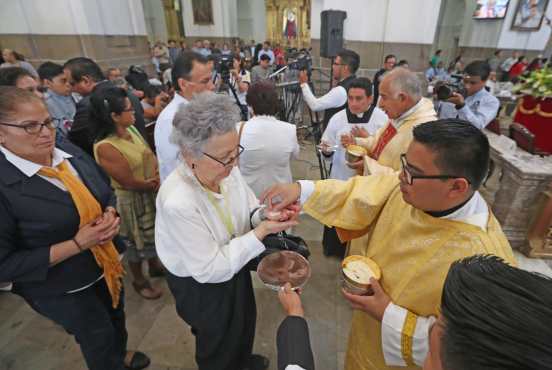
0, 86, 149, 370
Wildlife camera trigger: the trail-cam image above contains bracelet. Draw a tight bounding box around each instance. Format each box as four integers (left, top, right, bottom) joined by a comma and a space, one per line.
72, 238, 84, 252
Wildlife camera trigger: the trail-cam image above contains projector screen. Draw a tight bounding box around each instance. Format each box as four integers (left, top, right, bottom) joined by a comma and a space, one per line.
473, 0, 510, 19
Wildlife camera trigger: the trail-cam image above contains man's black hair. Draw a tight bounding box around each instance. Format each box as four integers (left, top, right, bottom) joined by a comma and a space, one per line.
259, 54, 271, 62
384, 54, 396, 62
412, 119, 490, 189
441, 255, 552, 370
338, 49, 360, 74
347, 77, 373, 97
37, 61, 64, 81
0, 67, 33, 86
63, 57, 104, 82
171, 51, 208, 92
464, 60, 491, 81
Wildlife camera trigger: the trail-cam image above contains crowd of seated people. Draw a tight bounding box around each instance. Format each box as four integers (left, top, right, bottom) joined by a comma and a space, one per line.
0, 40, 550, 370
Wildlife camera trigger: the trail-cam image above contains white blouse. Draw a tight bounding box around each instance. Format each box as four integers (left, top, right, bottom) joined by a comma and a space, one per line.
155, 162, 265, 283
238, 115, 300, 198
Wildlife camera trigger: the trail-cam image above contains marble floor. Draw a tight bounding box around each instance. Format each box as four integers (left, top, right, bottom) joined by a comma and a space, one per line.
1, 140, 551, 370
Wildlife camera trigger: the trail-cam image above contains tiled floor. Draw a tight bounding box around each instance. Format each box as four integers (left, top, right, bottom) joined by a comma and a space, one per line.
1, 140, 551, 370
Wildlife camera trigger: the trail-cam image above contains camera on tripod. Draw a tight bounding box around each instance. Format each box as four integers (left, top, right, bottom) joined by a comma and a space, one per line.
286, 48, 313, 74
435, 74, 467, 100
213, 54, 234, 82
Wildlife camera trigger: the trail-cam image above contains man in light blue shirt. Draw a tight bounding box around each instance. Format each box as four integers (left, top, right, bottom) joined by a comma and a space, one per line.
437, 60, 499, 130
258, 41, 275, 65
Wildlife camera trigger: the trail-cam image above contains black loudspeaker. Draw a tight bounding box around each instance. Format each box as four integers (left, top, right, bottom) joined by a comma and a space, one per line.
320, 10, 347, 58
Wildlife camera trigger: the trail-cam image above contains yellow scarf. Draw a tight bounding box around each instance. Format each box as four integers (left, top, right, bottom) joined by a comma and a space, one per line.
39, 160, 124, 308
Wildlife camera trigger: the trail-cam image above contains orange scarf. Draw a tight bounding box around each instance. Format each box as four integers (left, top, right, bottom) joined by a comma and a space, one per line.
39, 160, 124, 308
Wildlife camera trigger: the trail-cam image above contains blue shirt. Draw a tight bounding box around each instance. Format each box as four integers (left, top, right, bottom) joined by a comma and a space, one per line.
437, 88, 499, 130
44, 90, 76, 136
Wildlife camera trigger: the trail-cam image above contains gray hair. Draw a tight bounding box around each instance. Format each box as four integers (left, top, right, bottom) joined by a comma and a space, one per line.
170, 92, 241, 157
384, 68, 422, 100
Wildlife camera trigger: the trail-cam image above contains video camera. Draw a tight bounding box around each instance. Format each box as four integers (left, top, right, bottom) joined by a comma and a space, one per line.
286, 48, 312, 74
435, 74, 467, 100
212, 53, 234, 82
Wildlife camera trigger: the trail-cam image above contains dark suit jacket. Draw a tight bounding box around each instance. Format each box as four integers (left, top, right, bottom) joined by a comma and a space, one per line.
68, 80, 147, 156
277, 316, 315, 370
0, 140, 124, 298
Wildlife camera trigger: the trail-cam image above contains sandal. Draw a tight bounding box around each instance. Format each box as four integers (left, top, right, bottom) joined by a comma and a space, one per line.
124, 351, 150, 370
243, 354, 269, 370
132, 280, 162, 300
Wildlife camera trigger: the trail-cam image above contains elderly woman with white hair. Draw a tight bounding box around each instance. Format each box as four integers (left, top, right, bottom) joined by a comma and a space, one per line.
155, 92, 298, 370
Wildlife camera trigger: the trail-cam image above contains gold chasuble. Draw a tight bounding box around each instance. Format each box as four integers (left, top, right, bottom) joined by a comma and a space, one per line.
358, 98, 437, 177
303, 175, 515, 370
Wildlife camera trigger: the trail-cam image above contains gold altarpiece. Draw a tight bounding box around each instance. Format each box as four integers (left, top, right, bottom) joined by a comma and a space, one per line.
265, 0, 311, 48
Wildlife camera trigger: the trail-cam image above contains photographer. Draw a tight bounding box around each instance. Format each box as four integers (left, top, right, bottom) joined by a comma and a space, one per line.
437, 60, 499, 130
230, 53, 251, 106
299, 49, 359, 129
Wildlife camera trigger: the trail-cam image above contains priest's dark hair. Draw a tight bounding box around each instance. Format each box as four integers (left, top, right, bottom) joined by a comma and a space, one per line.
171, 51, 208, 91
412, 119, 489, 189
337, 49, 360, 74
347, 77, 373, 97
63, 57, 105, 83
440, 255, 552, 370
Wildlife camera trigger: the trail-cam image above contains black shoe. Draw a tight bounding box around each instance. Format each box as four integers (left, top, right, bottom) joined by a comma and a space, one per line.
124, 351, 150, 370
243, 354, 269, 370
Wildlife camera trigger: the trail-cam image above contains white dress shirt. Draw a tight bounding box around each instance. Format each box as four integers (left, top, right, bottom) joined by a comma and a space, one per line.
155, 162, 265, 284
154, 93, 188, 182
238, 115, 300, 198
322, 107, 388, 180
296, 180, 489, 366
300, 83, 348, 112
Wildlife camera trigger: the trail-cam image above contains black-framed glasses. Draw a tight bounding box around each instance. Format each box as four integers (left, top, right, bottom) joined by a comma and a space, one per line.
0, 118, 56, 135
203, 144, 245, 167
400, 154, 470, 185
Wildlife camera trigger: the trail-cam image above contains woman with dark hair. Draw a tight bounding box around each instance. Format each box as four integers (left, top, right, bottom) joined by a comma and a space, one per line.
508, 55, 528, 81
0, 86, 150, 370
230, 53, 251, 106
238, 81, 299, 197
0, 66, 43, 99
91, 86, 163, 300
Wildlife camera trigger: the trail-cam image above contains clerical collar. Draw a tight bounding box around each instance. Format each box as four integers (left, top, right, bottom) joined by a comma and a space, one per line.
346, 104, 375, 124
425, 195, 474, 218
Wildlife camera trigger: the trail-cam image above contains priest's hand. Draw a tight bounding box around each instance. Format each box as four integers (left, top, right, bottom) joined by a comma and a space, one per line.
340, 133, 355, 148
260, 183, 302, 211
346, 158, 364, 175
341, 278, 391, 322
351, 126, 369, 138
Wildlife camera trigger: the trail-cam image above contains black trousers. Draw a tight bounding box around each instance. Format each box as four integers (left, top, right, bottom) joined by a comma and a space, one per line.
23, 279, 128, 370
322, 226, 346, 258
167, 267, 256, 370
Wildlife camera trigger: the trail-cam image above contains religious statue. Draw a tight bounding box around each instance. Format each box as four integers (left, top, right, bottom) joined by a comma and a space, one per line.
283, 8, 298, 40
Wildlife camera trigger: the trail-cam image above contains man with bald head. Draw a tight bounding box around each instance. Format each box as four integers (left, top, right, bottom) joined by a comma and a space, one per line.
343, 67, 437, 177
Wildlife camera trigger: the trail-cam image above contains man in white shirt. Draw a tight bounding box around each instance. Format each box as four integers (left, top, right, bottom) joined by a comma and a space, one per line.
154, 51, 215, 182
257, 41, 275, 65
299, 49, 359, 129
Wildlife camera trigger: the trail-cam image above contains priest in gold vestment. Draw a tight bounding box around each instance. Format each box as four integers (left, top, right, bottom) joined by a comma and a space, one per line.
341, 68, 437, 257
262, 119, 516, 370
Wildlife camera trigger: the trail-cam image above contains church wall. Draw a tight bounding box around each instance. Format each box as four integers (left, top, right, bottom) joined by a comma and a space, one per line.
181, 0, 238, 38
237, 0, 267, 44
309, 0, 442, 71
142, 0, 169, 44
0, 0, 151, 70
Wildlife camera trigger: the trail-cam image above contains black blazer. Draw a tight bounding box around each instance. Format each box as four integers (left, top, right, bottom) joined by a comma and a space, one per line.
0, 140, 124, 299
68, 80, 147, 156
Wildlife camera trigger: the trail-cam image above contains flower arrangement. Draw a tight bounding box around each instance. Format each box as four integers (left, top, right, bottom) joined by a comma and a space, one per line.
513, 67, 552, 99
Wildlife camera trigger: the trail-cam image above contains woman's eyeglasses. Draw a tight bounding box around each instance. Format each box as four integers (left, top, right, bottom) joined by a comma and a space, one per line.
0, 118, 56, 135
203, 145, 245, 167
